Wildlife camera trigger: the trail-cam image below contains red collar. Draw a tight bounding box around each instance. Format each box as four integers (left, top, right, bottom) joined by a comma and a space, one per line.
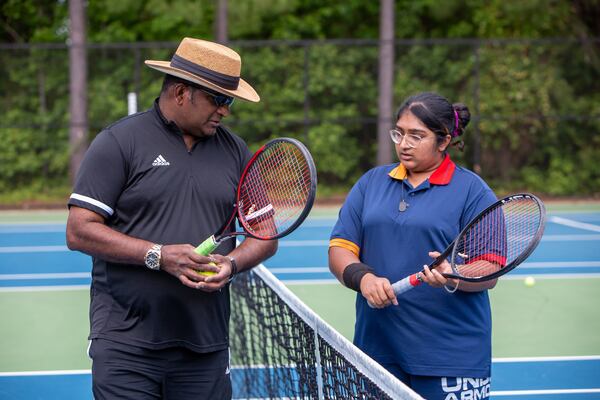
388, 154, 456, 185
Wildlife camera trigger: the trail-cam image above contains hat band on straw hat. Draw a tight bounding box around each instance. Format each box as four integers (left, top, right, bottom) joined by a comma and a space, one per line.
170, 54, 240, 90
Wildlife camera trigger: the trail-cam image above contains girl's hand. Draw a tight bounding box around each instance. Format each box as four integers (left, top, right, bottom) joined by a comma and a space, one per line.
419, 251, 459, 290
360, 274, 399, 308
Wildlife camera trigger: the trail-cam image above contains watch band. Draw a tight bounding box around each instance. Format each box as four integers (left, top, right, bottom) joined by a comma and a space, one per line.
227, 256, 238, 282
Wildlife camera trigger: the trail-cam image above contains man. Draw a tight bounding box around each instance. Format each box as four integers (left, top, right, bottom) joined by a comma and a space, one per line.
66, 37, 277, 399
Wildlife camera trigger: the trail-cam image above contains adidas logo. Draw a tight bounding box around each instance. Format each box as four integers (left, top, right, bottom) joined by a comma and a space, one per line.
152, 155, 170, 167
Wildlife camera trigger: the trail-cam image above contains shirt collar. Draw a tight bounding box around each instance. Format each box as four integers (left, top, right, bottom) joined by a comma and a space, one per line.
388, 154, 456, 185
153, 98, 183, 135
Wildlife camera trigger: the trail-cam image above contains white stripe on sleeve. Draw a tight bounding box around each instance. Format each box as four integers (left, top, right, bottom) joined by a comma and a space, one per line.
70, 193, 114, 216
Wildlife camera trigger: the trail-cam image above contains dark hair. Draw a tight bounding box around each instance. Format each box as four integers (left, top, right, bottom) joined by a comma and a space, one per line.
395, 92, 470, 150
160, 74, 196, 94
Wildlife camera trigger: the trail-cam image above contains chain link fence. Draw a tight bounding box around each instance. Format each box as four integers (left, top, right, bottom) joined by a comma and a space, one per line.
1, 37, 599, 201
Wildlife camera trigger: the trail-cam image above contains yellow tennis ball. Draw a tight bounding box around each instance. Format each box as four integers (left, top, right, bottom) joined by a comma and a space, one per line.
197, 262, 219, 276
524, 276, 536, 287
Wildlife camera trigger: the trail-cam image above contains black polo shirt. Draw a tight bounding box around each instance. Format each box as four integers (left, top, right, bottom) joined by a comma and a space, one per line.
68, 100, 251, 353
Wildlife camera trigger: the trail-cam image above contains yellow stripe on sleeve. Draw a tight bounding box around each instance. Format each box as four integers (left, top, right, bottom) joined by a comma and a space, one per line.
329, 238, 360, 257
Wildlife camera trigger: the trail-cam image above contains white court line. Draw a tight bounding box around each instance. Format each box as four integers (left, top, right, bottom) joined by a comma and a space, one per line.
0, 369, 91, 377
0, 235, 598, 254
270, 262, 600, 275
0, 245, 69, 253
0, 285, 89, 292
0, 234, 598, 254
2, 264, 598, 282
270, 267, 330, 274
542, 234, 600, 241
283, 279, 338, 285
502, 273, 600, 280
2, 274, 596, 290
493, 355, 600, 362
279, 274, 600, 285
519, 261, 600, 268
0, 225, 65, 233
549, 216, 600, 233
301, 219, 337, 226
279, 240, 328, 247
0, 272, 90, 280
491, 388, 600, 396
0, 378, 596, 399
2, 356, 598, 376
277, 235, 600, 248
1, 372, 598, 398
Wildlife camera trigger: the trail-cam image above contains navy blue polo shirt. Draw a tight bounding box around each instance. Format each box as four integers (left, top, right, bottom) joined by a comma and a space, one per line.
330, 155, 497, 378
68, 100, 251, 353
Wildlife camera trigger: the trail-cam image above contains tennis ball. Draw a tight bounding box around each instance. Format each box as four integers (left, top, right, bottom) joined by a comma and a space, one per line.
197, 262, 219, 276
524, 276, 536, 287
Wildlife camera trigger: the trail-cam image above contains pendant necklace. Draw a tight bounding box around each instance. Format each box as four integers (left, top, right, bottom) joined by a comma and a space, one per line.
399, 174, 409, 212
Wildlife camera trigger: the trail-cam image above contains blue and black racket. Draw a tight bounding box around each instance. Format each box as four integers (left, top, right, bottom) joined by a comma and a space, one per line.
388, 193, 546, 296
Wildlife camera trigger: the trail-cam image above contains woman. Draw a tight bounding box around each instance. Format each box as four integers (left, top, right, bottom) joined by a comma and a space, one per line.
329, 92, 496, 399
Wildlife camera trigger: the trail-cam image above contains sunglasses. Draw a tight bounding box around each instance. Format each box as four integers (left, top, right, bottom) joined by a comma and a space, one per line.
188, 84, 235, 108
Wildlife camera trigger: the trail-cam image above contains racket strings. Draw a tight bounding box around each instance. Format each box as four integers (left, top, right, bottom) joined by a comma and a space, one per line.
454, 197, 543, 279
238, 142, 313, 238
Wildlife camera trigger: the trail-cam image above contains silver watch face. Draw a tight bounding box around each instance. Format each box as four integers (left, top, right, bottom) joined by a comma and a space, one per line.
145, 247, 161, 270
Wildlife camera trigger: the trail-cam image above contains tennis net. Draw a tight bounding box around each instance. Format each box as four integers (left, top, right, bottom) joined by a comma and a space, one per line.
229, 264, 422, 400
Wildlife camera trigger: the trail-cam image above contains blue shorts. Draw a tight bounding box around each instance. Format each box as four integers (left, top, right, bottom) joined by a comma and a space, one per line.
382, 362, 491, 400
90, 338, 231, 400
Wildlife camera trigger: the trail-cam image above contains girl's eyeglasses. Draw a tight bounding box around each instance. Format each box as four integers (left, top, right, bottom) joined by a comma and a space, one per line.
389, 129, 424, 149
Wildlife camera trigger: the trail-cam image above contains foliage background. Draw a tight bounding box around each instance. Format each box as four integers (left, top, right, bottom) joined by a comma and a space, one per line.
1, 0, 599, 205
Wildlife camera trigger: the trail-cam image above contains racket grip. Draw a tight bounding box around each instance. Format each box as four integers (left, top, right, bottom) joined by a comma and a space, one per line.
392, 274, 422, 296
367, 274, 422, 308
195, 236, 219, 256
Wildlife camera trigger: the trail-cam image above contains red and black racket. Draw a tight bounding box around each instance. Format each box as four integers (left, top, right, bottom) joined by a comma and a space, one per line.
195, 138, 317, 271
388, 193, 546, 296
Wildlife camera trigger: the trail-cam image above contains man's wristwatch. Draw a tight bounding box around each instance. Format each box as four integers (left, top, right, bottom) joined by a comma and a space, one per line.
144, 244, 163, 270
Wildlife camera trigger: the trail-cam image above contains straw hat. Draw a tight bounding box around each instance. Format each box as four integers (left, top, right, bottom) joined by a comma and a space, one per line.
145, 37, 260, 102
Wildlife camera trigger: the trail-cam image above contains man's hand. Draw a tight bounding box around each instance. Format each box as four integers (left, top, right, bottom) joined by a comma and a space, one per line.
160, 244, 223, 290
201, 254, 234, 292
360, 274, 398, 308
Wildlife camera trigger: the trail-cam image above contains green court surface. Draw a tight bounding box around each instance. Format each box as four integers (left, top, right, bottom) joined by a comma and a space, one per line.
543, 202, 600, 212
291, 279, 600, 358
0, 210, 68, 223
1, 278, 598, 372
0, 290, 91, 371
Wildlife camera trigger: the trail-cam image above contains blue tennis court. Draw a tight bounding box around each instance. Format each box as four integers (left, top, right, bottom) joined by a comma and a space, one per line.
1, 208, 599, 399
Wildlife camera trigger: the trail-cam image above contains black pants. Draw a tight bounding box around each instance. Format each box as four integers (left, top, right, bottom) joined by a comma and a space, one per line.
90, 339, 232, 400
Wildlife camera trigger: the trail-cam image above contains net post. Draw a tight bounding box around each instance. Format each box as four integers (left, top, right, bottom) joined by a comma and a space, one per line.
127, 92, 137, 115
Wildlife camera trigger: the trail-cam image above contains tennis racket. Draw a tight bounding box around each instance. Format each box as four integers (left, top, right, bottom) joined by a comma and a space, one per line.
387, 193, 546, 297
195, 137, 317, 275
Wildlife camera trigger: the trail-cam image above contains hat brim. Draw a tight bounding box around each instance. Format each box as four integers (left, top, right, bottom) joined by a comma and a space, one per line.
145, 60, 260, 103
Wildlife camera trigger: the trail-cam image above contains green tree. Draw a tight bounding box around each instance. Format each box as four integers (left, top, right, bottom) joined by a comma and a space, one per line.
1, 0, 599, 203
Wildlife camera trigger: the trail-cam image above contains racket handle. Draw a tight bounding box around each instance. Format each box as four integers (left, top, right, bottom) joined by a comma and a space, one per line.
392, 273, 422, 296
367, 274, 422, 308
195, 236, 219, 256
